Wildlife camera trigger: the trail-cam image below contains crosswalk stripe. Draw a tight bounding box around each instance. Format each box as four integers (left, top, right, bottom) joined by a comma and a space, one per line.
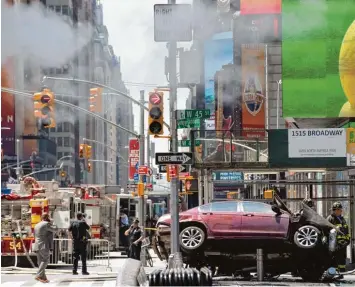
0, 281, 27, 287
101, 280, 116, 287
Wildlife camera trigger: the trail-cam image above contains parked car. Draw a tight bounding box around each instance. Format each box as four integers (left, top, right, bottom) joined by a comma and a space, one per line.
152, 197, 338, 281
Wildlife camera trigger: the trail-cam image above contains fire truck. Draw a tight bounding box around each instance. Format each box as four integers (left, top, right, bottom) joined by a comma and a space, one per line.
1, 179, 119, 267
1, 177, 66, 267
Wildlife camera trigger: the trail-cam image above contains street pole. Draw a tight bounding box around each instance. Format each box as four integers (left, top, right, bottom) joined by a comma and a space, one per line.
16, 139, 20, 178
147, 134, 151, 184
139, 90, 146, 265
168, 0, 180, 258
276, 79, 281, 129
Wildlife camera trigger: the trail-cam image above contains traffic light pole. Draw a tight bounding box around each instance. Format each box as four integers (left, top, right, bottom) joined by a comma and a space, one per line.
139, 90, 146, 266
168, 0, 180, 260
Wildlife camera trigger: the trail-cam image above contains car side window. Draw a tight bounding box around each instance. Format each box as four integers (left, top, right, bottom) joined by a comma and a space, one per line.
211, 202, 237, 212
243, 202, 274, 213
198, 204, 211, 212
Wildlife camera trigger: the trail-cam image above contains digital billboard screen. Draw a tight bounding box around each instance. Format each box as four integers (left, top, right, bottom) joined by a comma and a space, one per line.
282, 0, 355, 118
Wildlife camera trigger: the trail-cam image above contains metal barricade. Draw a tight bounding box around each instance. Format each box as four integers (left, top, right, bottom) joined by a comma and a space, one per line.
49, 238, 111, 271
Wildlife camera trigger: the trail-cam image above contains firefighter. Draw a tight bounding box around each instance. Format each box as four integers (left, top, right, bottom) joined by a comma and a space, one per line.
327, 202, 351, 277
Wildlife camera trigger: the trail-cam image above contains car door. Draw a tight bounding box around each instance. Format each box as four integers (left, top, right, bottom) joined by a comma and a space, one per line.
200, 202, 242, 238
240, 202, 289, 239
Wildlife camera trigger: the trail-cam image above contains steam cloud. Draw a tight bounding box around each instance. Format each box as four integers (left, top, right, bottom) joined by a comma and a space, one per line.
1, 0, 92, 67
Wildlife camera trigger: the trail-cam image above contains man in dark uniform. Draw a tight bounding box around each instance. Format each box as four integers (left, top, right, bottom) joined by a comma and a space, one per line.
124, 219, 143, 260
68, 212, 90, 275
327, 202, 351, 277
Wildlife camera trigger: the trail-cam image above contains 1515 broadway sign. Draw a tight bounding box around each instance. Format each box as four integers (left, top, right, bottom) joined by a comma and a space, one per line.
288, 129, 346, 158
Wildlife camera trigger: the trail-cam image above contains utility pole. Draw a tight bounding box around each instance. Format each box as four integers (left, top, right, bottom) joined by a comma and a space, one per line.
168, 0, 180, 257
139, 90, 146, 266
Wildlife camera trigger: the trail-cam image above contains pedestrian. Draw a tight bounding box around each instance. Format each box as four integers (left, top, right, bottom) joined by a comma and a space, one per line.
124, 219, 143, 260
68, 212, 90, 275
327, 202, 351, 278
119, 209, 129, 252
33, 213, 56, 283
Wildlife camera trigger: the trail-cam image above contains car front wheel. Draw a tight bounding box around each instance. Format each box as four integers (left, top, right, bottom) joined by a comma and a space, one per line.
293, 225, 320, 249
179, 225, 205, 253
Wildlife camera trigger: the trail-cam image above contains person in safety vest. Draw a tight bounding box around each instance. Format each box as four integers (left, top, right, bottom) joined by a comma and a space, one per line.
327, 202, 351, 277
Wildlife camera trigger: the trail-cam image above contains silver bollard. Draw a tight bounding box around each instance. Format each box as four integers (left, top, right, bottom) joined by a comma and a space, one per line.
256, 248, 264, 282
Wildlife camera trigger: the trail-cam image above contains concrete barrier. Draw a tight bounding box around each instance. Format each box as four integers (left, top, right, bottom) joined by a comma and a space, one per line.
115, 258, 147, 286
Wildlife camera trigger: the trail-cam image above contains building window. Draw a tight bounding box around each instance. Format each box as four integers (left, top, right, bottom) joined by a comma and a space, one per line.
48, 5, 54, 10
64, 137, 70, 147
57, 137, 63, 146
50, 137, 56, 143
71, 138, 75, 147
57, 152, 63, 159
57, 123, 63, 132
55, 5, 61, 13
62, 5, 69, 16
64, 122, 70, 132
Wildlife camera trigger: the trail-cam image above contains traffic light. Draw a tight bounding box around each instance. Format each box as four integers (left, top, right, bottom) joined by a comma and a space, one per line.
87, 162, 92, 173
86, 145, 92, 159
89, 88, 103, 113
79, 144, 85, 158
33, 88, 55, 128
137, 182, 144, 196
148, 91, 164, 135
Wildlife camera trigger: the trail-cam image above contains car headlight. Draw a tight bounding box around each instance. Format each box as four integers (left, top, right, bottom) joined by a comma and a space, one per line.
157, 225, 170, 233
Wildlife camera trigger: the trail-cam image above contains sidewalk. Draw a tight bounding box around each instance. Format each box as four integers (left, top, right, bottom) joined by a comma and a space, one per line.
1, 251, 167, 284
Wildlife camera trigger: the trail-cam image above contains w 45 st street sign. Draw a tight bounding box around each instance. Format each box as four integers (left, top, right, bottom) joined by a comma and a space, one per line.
176, 109, 211, 120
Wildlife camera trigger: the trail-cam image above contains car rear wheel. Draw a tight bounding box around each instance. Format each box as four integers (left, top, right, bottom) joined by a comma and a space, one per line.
179, 225, 205, 253
293, 225, 320, 249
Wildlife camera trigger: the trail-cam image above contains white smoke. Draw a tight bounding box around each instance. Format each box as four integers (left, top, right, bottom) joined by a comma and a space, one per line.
1, 0, 92, 67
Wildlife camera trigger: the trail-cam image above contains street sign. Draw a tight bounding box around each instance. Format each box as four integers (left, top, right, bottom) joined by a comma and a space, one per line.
134, 173, 139, 182
177, 119, 200, 129
138, 165, 148, 175
178, 139, 201, 147
176, 109, 211, 121
127, 183, 137, 189
156, 152, 193, 165
154, 4, 192, 42
159, 164, 188, 173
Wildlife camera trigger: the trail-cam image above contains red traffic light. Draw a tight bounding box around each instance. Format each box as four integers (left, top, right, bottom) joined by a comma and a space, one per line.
41, 94, 51, 103
149, 93, 162, 105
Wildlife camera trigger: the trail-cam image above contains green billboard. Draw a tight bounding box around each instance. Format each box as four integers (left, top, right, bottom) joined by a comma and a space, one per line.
282, 0, 355, 118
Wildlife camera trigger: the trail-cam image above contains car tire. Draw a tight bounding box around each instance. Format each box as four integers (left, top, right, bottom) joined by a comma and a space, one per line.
179, 225, 206, 253
293, 225, 320, 249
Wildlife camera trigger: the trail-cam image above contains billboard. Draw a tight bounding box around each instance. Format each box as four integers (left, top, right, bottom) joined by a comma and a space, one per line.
241, 44, 266, 137
128, 138, 139, 180
1, 59, 16, 156
282, 0, 355, 118
204, 31, 234, 125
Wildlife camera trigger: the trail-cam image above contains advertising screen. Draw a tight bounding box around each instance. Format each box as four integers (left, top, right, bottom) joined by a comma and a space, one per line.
282, 0, 355, 118
204, 31, 234, 116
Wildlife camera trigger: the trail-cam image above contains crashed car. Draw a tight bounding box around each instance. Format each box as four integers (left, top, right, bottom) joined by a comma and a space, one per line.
152, 195, 341, 281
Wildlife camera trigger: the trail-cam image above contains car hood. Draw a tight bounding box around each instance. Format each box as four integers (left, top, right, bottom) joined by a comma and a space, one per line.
157, 208, 197, 226
301, 203, 338, 230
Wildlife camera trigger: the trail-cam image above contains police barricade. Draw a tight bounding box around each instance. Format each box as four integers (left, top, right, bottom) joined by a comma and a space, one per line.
147, 267, 212, 286
49, 238, 111, 270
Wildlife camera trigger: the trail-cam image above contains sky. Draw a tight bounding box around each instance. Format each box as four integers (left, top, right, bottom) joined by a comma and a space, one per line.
103, 0, 192, 168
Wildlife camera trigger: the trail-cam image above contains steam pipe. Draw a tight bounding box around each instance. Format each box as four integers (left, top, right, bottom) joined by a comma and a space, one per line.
1, 87, 139, 138
42, 76, 171, 130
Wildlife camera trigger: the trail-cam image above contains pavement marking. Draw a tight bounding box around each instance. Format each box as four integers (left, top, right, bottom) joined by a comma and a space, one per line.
0, 281, 27, 287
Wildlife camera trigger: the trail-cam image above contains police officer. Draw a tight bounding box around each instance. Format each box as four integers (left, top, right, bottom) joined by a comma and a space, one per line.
124, 219, 143, 260
68, 212, 90, 275
327, 202, 351, 276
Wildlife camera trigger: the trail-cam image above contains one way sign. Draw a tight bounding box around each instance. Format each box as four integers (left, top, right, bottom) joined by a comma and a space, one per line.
155, 152, 193, 165
159, 164, 189, 173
